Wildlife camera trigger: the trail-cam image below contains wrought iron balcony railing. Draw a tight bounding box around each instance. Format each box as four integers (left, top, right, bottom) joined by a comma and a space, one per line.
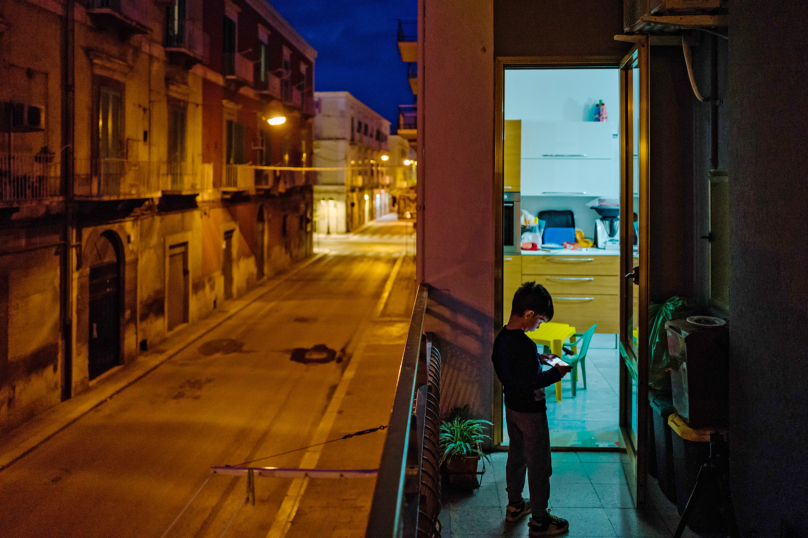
256, 73, 282, 99
0, 153, 61, 203
161, 162, 212, 193
223, 52, 254, 85
398, 104, 417, 131
74, 159, 161, 199
165, 17, 210, 64
223, 164, 255, 191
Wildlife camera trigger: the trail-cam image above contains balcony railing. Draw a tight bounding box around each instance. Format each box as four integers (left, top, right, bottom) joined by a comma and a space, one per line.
281, 81, 292, 103
0, 153, 61, 203
223, 164, 255, 191
165, 17, 210, 64
161, 162, 212, 193
291, 88, 302, 108
86, 0, 121, 10
256, 73, 282, 99
398, 104, 417, 131
84, 0, 149, 37
302, 94, 316, 116
74, 159, 161, 199
224, 52, 254, 85
365, 284, 443, 538
397, 19, 417, 42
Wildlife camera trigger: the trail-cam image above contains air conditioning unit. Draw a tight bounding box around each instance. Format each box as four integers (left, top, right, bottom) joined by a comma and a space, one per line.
625, 0, 725, 32
6, 103, 45, 132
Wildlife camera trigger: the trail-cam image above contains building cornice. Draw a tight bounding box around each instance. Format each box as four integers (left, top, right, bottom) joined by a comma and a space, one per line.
243, 0, 317, 61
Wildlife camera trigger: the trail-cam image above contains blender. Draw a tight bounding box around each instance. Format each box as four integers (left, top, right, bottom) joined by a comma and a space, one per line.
591, 206, 620, 249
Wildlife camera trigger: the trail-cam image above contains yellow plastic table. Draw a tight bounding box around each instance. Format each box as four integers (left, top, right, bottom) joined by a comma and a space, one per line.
527, 322, 577, 402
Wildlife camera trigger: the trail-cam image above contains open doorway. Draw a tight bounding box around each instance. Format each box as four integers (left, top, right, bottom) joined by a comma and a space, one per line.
499, 67, 625, 450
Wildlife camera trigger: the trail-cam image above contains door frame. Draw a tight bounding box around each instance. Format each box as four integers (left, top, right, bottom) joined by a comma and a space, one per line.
164, 232, 194, 334
493, 56, 626, 448
618, 37, 650, 508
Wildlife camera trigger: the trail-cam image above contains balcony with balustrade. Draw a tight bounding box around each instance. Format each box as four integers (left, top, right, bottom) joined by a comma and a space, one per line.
74, 159, 161, 200
224, 52, 253, 88
0, 153, 61, 206
165, 17, 210, 68
222, 164, 255, 195
397, 19, 417, 63
160, 162, 212, 196
398, 104, 417, 144
256, 73, 282, 101
84, 0, 149, 39
302, 94, 316, 117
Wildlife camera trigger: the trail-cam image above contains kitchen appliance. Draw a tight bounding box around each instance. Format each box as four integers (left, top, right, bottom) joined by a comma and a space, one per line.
665, 316, 729, 428
592, 206, 620, 249
503, 191, 520, 254
537, 210, 575, 245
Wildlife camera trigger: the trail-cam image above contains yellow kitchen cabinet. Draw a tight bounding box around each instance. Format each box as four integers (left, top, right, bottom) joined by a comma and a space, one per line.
522, 254, 620, 334
504, 120, 521, 192
503, 255, 522, 321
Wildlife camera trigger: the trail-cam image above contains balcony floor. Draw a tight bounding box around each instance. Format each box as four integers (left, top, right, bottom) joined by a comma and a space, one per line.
440, 452, 726, 537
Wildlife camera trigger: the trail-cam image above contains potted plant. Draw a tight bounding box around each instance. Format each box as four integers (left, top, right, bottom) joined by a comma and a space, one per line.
439, 406, 492, 488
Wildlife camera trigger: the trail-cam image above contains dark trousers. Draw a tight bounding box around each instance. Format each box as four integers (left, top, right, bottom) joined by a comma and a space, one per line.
505, 407, 552, 520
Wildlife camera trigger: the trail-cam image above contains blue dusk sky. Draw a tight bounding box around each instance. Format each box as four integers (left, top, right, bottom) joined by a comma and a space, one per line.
268, 0, 416, 131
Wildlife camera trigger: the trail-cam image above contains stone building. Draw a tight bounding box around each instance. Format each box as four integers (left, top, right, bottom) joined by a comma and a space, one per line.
312, 91, 390, 234
0, 0, 315, 435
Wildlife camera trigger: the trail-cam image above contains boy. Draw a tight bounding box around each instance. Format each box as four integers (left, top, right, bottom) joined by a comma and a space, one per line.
492, 281, 572, 536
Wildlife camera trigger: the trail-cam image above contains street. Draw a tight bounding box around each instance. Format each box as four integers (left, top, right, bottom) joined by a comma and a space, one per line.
0, 218, 417, 538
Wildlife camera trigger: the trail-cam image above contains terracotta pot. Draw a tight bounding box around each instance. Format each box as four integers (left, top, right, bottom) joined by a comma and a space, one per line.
445, 455, 481, 488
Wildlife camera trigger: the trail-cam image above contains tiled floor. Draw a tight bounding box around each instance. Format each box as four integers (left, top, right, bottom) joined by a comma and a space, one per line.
504, 335, 622, 449
439, 451, 726, 537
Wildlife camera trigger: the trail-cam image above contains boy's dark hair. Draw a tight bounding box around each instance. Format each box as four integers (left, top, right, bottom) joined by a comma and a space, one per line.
511, 281, 554, 319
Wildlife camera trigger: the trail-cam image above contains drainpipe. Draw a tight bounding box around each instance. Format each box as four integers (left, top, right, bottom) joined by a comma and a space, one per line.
61, 0, 75, 401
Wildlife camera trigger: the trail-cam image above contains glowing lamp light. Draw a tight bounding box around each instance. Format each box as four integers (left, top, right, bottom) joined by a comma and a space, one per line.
364, 194, 369, 200
403, 159, 412, 166
381, 155, 389, 161
267, 116, 286, 126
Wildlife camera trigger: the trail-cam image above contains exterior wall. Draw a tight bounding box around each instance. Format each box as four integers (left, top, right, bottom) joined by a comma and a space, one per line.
728, 2, 808, 533
0, 227, 63, 435
0, 0, 315, 435
420, 0, 495, 420
313, 92, 391, 232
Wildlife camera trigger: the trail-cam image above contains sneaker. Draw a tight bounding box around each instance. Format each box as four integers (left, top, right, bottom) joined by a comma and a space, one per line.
505, 498, 531, 522
528, 511, 569, 536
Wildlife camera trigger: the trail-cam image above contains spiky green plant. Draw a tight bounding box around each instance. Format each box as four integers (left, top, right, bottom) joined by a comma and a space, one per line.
439, 415, 492, 465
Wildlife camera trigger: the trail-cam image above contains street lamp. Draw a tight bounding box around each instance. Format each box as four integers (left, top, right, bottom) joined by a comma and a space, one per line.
267, 116, 286, 125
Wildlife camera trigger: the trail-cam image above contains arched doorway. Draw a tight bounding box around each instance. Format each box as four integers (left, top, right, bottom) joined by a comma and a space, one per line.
88, 232, 121, 380
256, 207, 266, 280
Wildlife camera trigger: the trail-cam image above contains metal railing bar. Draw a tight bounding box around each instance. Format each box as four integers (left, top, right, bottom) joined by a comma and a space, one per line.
365, 283, 430, 538
210, 466, 378, 479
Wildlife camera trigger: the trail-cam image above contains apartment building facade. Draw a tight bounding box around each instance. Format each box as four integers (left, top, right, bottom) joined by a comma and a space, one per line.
0, 0, 315, 435
312, 91, 390, 233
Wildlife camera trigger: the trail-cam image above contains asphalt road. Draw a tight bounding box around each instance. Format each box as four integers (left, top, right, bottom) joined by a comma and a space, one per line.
0, 218, 416, 538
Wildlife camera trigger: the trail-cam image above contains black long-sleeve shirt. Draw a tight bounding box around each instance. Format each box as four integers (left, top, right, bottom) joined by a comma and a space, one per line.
492, 327, 563, 413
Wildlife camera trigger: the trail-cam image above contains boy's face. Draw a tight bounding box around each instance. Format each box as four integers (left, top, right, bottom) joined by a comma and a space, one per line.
523, 310, 548, 332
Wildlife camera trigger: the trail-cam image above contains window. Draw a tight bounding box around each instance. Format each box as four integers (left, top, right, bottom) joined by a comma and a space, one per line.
298, 62, 307, 90
223, 17, 236, 76
258, 42, 268, 86
364, 124, 368, 136
281, 48, 292, 100
357, 120, 362, 133
282, 214, 288, 237
98, 87, 122, 159
282, 131, 290, 166
258, 127, 271, 166
225, 120, 245, 164
301, 129, 308, 166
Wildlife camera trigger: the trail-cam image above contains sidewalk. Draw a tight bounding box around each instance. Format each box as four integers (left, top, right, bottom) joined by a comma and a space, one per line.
0, 254, 324, 472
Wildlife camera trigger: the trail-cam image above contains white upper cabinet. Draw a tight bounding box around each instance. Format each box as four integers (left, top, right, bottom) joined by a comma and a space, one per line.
520, 122, 618, 198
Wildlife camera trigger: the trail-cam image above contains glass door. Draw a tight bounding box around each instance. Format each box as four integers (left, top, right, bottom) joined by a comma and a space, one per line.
619, 38, 649, 507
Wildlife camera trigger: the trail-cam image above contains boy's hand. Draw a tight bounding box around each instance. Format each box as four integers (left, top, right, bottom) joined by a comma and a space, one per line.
553, 360, 573, 377
539, 353, 560, 366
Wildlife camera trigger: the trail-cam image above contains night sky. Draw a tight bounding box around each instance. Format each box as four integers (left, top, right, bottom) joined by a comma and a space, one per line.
268, 0, 416, 131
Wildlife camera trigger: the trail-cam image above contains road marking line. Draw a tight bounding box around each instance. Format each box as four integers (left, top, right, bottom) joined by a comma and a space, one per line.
373, 255, 404, 318
264, 320, 375, 538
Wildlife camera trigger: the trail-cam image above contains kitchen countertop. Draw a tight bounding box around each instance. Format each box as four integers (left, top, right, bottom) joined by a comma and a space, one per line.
519, 248, 621, 256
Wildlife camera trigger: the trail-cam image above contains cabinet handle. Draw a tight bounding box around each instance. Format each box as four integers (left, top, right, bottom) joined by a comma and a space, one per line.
541, 191, 587, 195
547, 258, 595, 263
547, 277, 595, 282
555, 297, 595, 301
542, 154, 587, 157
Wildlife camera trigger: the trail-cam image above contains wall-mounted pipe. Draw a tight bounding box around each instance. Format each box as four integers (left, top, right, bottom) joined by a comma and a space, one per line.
682, 36, 710, 103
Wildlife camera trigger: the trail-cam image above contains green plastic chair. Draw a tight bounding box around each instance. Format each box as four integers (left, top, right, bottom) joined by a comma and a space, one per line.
561, 324, 597, 397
